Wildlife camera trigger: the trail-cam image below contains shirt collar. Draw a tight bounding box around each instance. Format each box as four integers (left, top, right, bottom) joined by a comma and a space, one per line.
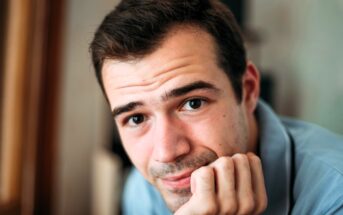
256, 100, 292, 215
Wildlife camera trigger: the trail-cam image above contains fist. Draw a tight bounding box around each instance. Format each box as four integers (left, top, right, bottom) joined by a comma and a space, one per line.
174, 153, 268, 215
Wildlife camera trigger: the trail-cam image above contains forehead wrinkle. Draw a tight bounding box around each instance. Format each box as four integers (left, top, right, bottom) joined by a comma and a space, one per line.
114, 77, 156, 90
114, 58, 198, 92
148, 54, 195, 79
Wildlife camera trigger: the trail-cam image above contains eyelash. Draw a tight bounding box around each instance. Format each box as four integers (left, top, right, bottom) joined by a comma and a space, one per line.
179, 97, 208, 111
122, 114, 144, 127
121, 97, 209, 127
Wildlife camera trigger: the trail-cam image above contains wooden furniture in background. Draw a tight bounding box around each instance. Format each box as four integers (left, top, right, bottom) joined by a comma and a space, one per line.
0, 0, 65, 214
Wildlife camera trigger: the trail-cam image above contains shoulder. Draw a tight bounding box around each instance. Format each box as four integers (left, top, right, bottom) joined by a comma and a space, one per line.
282, 118, 343, 173
122, 168, 171, 215
282, 118, 343, 214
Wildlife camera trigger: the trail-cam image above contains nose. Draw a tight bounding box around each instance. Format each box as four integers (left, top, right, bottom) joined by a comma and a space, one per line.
151, 116, 191, 163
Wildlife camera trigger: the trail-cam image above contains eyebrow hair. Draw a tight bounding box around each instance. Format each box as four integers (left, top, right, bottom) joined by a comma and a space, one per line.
112, 102, 143, 118
112, 80, 219, 118
163, 81, 220, 101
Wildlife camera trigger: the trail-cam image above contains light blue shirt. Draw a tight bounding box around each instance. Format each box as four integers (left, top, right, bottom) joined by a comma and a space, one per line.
122, 101, 343, 214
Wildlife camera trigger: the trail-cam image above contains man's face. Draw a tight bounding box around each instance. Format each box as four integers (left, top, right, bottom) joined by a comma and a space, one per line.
102, 27, 257, 211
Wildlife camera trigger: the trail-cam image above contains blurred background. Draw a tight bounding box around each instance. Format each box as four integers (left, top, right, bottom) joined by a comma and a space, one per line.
0, 0, 342, 214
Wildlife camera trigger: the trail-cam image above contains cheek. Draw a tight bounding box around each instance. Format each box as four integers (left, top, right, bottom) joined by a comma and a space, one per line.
120, 133, 154, 179
188, 109, 244, 156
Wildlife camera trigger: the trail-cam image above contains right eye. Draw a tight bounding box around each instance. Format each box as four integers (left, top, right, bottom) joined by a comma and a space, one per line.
126, 114, 145, 127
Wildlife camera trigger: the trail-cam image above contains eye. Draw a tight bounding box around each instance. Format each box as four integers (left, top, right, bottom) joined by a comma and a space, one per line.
126, 114, 145, 126
182, 98, 206, 111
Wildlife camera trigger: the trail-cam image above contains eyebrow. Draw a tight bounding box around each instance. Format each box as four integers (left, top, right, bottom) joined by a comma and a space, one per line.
112, 102, 143, 118
112, 80, 220, 118
162, 80, 220, 101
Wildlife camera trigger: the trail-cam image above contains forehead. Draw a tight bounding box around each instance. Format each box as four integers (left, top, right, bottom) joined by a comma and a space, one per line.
102, 26, 229, 108
103, 26, 219, 79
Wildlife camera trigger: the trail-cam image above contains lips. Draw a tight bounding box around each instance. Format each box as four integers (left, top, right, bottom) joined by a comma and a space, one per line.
160, 170, 193, 191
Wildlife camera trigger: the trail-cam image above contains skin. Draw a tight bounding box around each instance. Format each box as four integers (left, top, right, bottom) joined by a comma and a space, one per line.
102, 26, 267, 214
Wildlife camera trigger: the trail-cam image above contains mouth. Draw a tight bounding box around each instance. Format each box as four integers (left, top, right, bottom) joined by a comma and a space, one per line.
151, 152, 218, 195
160, 170, 193, 192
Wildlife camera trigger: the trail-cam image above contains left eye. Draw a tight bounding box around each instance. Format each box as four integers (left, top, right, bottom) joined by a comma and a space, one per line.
182, 98, 206, 111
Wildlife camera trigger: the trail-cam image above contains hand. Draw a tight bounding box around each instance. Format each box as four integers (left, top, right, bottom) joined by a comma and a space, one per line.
174, 153, 267, 215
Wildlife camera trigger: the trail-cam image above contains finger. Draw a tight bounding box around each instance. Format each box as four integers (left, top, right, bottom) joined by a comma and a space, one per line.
232, 153, 255, 214
247, 153, 268, 214
175, 166, 217, 215
192, 166, 216, 199
210, 157, 237, 214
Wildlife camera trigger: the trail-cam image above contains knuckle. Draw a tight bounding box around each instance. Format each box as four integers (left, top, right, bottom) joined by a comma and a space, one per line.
232, 153, 249, 163
193, 166, 212, 177
247, 153, 262, 165
216, 156, 234, 169
232, 154, 250, 169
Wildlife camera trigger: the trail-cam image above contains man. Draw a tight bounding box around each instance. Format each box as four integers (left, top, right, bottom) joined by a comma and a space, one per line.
90, 0, 343, 214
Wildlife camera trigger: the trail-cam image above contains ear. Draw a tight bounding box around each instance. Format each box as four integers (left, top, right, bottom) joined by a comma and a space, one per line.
241, 61, 260, 113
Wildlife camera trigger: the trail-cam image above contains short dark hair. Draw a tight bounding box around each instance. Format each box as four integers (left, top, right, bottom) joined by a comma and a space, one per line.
90, 0, 246, 101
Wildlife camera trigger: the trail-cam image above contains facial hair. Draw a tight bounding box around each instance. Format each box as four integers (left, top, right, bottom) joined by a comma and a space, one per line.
148, 151, 218, 211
